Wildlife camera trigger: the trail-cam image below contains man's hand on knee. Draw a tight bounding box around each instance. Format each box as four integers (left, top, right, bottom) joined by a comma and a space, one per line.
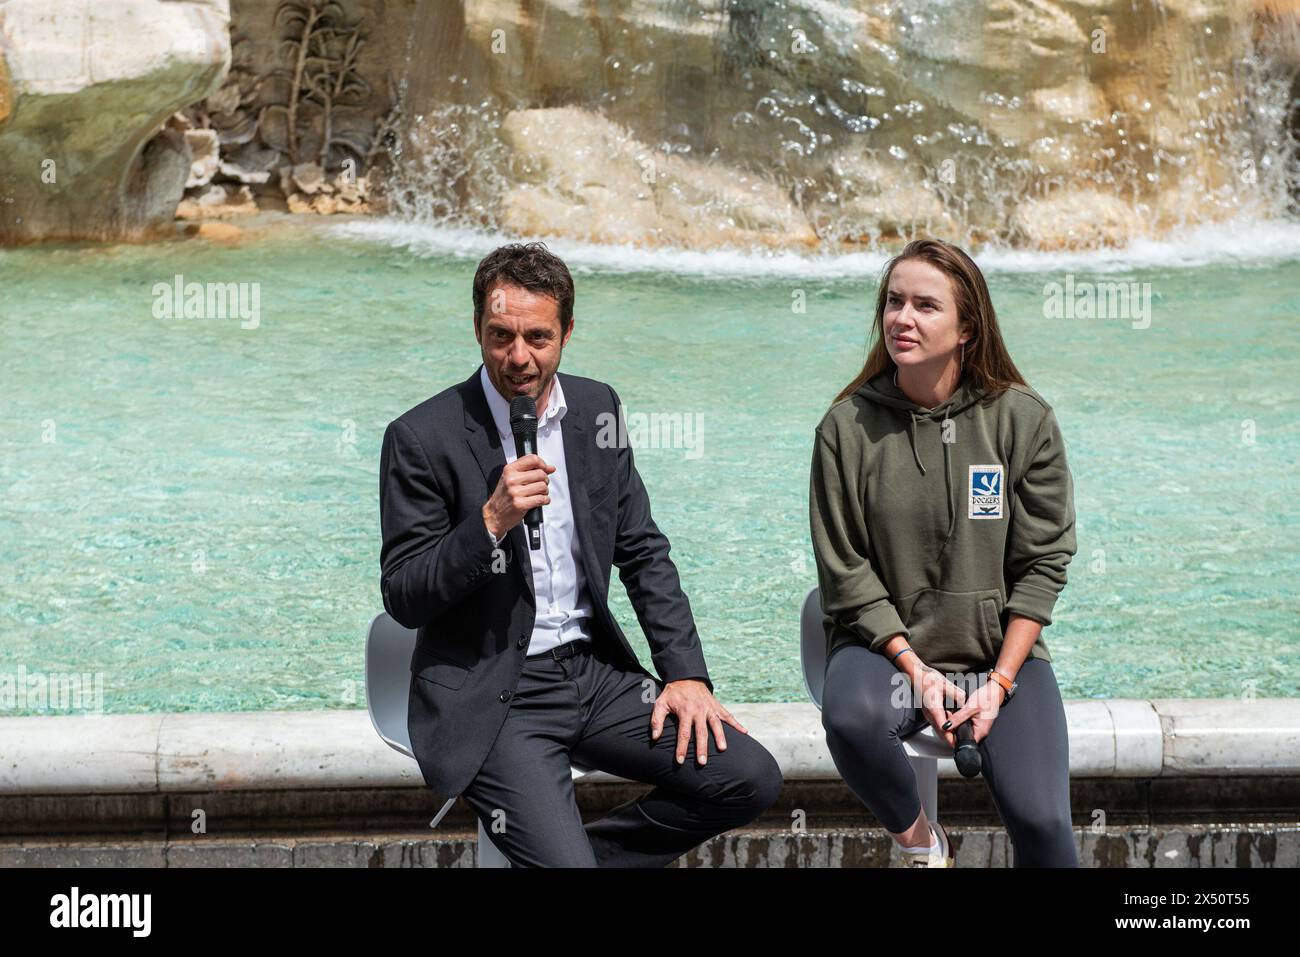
650, 679, 748, 767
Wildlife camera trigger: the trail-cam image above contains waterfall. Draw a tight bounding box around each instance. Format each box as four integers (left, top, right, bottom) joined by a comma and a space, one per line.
381, 0, 1300, 252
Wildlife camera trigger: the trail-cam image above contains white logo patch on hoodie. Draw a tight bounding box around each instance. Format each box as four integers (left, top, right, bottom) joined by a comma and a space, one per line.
968, 464, 1004, 519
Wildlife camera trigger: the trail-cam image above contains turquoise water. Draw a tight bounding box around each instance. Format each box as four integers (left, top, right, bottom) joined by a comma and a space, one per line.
2, 222, 1298, 714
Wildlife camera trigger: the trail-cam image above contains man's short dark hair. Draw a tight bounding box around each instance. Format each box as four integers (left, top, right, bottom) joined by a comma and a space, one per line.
473, 242, 575, 334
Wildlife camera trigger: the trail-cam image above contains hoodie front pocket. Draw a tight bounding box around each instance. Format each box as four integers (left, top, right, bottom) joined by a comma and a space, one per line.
896, 588, 1004, 673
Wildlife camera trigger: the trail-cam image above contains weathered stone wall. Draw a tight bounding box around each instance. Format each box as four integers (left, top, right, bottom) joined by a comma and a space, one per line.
4, 824, 1298, 867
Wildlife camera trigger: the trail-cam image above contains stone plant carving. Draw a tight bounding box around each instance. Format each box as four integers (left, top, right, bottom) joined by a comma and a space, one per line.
176, 0, 400, 221
272, 0, 342, 167
300, 18, 368, 169
268, 0, 396, 204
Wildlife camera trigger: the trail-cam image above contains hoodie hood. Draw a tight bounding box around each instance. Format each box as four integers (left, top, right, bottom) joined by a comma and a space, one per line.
855, 369, 988, 549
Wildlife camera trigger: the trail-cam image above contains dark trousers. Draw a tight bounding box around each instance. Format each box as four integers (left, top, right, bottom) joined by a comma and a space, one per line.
821, 645, 1079, 867
459, 641, 783, 867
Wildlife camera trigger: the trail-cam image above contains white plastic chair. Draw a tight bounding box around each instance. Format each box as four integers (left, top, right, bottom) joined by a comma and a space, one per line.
365, 611, 591, 867
800, 587, 952, 824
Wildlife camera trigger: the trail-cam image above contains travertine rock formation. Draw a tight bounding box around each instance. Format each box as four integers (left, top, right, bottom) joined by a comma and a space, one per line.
390, 0, 1299, 250
0, 0, 231, 243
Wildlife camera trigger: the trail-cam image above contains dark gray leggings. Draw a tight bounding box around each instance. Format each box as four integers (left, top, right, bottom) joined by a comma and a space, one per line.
821, 644, 1079, 867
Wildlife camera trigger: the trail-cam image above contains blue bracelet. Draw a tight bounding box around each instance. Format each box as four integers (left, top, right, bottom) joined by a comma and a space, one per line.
890, 646, 913, 662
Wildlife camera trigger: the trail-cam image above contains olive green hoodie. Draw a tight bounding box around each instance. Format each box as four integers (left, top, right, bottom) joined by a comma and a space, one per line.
809, 368, 1076, 675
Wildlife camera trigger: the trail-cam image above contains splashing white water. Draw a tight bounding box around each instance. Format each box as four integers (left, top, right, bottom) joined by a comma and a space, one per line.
332, 216, 1300, 278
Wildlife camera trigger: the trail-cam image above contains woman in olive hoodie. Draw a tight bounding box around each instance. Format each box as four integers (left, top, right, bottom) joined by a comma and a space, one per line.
809, 238, 1078, 867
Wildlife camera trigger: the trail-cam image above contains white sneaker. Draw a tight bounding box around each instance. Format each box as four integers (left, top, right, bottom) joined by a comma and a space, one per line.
902, 822, 955, 868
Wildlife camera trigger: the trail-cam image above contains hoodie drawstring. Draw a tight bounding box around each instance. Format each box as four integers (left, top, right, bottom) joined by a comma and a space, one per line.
906, 411, 926, 475
905, 409, 957, 550
942, 434, 956, 544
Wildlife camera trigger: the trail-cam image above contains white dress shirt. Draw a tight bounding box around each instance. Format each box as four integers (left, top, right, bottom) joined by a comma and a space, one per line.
479, 364, 594, 655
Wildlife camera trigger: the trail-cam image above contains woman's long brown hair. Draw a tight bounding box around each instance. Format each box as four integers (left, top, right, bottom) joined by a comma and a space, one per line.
834, 238, 1027, 404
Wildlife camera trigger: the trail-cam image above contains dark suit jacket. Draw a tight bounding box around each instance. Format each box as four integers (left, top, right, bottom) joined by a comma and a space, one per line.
379, 366, 713, 797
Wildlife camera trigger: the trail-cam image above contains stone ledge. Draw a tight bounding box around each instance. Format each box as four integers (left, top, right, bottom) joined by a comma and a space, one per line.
2, 700, 1298, 796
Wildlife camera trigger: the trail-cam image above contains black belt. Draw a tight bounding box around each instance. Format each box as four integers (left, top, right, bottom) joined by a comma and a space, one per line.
525, 639, 592, 661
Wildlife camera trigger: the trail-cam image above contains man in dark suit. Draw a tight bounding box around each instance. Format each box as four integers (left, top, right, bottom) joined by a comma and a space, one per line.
378, 242, 782, 867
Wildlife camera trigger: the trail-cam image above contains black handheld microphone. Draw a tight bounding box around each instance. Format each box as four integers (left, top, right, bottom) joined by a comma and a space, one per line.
509, 395, 542, 551
952, 713, 982, 778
